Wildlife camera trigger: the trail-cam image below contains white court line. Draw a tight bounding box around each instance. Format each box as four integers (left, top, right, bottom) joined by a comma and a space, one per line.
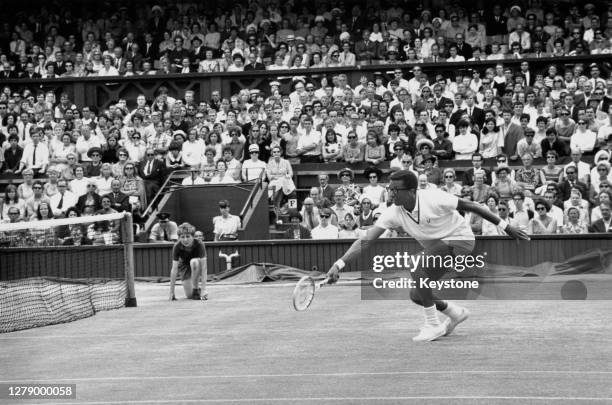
1, 370, 612, 384
34, 396, 612, 405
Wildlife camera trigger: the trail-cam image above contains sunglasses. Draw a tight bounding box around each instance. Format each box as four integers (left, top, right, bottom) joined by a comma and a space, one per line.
402, 161, 412, 164
369, 175, 378, 179
498, 159, 507, 163
536, 207, 546, 211
320, 214, 331, 218
498, 208, 507, 211
32, 186, 42, 189
445, 175, 454, 178
347, 136, 356, 139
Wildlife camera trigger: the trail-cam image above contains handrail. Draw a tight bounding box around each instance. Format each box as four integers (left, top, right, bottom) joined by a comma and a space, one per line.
4, 54, 609, 85
239, 170, 265, 221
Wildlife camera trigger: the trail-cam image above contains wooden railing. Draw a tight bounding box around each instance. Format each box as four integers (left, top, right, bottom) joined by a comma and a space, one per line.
3, 55, 609, 110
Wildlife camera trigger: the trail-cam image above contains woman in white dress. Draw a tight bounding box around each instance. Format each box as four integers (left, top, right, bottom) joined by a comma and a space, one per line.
361, 166, 386, 208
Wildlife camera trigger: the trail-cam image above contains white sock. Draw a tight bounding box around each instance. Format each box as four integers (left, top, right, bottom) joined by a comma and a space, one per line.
442, 302, 462, 319
424, 305, 440, 326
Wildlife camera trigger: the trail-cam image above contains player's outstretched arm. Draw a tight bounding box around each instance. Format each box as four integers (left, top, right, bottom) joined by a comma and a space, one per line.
169, 261, 179, 301
327, 225, 386, 283
457, 199, 530, 241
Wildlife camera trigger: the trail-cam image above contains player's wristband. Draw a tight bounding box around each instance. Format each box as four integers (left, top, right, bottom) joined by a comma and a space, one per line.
334, 259, 346, 270
498, 219, 509, 230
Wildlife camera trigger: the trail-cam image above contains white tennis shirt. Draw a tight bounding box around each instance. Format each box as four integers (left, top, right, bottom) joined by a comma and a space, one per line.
377, 188, 474, 241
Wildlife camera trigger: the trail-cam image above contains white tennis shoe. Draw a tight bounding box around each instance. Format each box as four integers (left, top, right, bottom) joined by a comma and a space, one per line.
412, 323, 447, 342
443, 307, 470, 336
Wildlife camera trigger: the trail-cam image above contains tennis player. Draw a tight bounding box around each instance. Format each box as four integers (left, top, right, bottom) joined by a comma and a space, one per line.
169, 222, 208, 301
327, 170, 529, 341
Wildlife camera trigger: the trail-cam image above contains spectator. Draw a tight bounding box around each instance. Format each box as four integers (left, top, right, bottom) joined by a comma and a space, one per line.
213, 199, 241, 241
311, 207, 339, 239
361, 167, 386, 208
242, 144, 267, 182
528, 200, 558, 234
49, 179, 77, 217
283, 210, 311, 239
149, 212, 179, 242
563, 206, 589, 234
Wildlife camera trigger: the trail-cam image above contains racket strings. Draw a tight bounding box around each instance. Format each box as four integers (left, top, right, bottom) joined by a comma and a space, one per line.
293, 279, 315, 311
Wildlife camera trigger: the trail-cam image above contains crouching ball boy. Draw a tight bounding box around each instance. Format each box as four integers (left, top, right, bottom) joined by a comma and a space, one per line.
327, 170, 529, 341
170, 222, 208, 301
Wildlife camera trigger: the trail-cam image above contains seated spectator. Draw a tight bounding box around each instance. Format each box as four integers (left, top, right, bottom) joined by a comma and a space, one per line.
571, 119, 597, 153
242, 144, 267, 182
508, 191, 534, 232
120, 162, 147, 208
515, 153, 540, 194
471, 171, 491, 204
592, 161, 612, 194
364, 131, 385, 166
589, 202, 612, 233
3, 134, 23, 174
311, 208, 339, 239
283, 210, 311, 240
181, 170, 206, 186
528, 200, 558, 234
213, 200, 241, 241
361, 167, 386, 208
29, 202, 56, 245
336, 168, 361, 206
564, 188, 590, 225
1, 185, 25, 220
149, 212, 179, 242
96, 163, 115, 196
210, 160, 237, 184
431, 124, 453, 160
16, 129, 48, 176
25, 181, 50, 218
563, 206, 589, 234
342, 131, 364, 164
440, 168, 462, 196
49, 179, 77, 218
517, 128, 542, 159
492, 166, 517, 200
104, 179, 131, 212
414, 139, 437, 171
300, 197, 320, 230
482, 196, 507, 236
87, 219, 120, 245
165, 142, 186, 172
57, 208, 91, 246
338, 213, 362, 239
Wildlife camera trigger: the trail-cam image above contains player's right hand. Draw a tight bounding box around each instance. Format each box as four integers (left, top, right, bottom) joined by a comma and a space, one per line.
327, 264, 340, 284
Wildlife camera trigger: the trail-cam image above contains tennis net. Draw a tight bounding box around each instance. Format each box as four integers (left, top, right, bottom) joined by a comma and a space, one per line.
0, 212, 136, 333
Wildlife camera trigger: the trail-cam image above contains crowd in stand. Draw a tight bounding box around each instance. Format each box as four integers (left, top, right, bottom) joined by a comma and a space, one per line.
1, 1, 612, 78
0, 1, 612, 244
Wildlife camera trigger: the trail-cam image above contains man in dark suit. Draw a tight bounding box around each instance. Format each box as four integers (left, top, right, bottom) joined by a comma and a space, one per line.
588, 202, 611, 233
486, 4, 508, 42
104, 179, 131, 212
559, 166, 588, 201
346, 5, 368, 34
464, 94, 485, 128
454, 33, 473, 60
141, 33, 159, 64
432, 84, 452, 112
317, 174, 336, 202
138, 148, 167, 204
244, 51, 265, 71
462, 153, 492, 186
125, 43, 144, 71
354, 30, 377, 63
189, 37, 206, 67
19, 63, 41, 79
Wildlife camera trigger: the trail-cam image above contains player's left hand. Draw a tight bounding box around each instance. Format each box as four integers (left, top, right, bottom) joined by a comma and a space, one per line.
505, 225, 530, 241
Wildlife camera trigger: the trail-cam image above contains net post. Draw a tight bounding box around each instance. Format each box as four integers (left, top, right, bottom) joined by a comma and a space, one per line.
122, 212, 137, 307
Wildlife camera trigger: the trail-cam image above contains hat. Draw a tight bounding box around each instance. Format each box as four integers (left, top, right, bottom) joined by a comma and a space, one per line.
248, 144, 260, 153
432, 17, 443, 25
339, 32, 351, 41
510, 5, 522, 13
584, 3, 595, 10
338, 168, 354, 180
270, 81, 280, 87
416, 139, 435, 150
350, 112, 359, 119
597, 161, 611, 171
286, 34, 295, 40
151, 5, 163, 13
495, 166, 511, 174
331, 7, 342, 14
421, 9, 432, 17
295, 36, 305, 42
259, 19, 271, 27
364, 166, 383, 180
173, 130, 186, 139
287, 209, 302, 221
423, 155, 437, 164
156, 212, 171, 220
87, 146, 102, 158
314, 16, 326, 23
594, 150, 611, 163
249, 89, 260, 95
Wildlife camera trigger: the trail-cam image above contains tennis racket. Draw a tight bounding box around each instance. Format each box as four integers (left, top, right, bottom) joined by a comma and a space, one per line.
292, 276, 330, 311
